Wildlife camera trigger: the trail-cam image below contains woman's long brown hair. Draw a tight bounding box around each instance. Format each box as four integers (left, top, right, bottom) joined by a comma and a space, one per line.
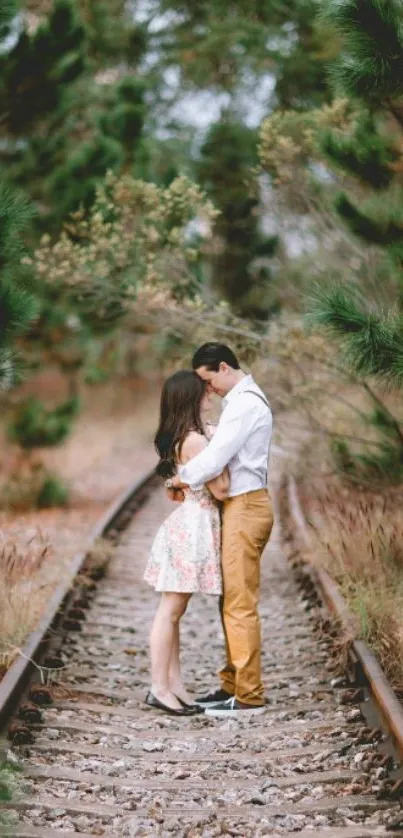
154, 370, 206, 478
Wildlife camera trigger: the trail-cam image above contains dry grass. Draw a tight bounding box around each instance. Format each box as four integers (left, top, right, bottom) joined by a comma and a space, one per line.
254, 321, 403, 693
0, 530, 54, 672
256, 320, 403, 694
303, 478, 403, 691
0, 376, 160, 679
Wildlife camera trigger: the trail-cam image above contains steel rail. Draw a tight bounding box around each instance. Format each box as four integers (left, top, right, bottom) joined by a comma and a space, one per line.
287, 475, 403, 763
0, 467, 157, 732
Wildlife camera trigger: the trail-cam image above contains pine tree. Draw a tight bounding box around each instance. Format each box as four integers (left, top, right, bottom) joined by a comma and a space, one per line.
0, 1, 86, 136
304, 0, 403, 482
0, 1, 150, 225
0, 178, 37, 394
198, 118, 278, 319
0, 0, 87, 220
77, 0, 147, 66
257, 1, 403, 482
0, 0, 151, 398
0, 0, 16, 41
311, 0, 403, 385
0, 1, 37, 389
156, 0, 333, 109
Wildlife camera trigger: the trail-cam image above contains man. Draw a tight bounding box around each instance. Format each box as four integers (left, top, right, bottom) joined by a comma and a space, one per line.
169, 342, 273, 717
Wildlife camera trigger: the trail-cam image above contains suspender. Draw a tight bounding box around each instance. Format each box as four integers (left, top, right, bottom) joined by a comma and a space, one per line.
243, 389, 270, 408
242, 389, 271, 485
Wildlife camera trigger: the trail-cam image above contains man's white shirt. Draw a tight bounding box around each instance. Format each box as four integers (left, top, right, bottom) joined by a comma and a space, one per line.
178, 374, 272, 498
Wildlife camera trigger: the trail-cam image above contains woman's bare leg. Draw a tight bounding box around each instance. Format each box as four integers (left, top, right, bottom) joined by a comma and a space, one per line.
149, 592, 190, 710
169, 620, 192, 704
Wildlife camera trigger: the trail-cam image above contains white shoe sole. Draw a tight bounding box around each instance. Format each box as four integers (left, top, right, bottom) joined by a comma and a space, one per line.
205, 705, 266, 718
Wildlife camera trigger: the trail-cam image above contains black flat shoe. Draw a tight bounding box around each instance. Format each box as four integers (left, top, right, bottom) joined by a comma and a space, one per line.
145, 692, 196, 716
175, 696, 205, 714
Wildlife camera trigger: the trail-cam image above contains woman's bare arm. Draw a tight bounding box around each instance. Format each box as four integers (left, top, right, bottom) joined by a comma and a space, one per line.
180, 432, 229, 501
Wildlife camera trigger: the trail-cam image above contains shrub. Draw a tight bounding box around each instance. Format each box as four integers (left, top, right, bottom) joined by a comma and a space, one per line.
8, 396, 80, 449
37, 474, 69, 508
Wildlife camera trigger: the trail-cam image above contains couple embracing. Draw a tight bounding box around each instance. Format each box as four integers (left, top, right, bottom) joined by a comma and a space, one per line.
143, 342, 273, 718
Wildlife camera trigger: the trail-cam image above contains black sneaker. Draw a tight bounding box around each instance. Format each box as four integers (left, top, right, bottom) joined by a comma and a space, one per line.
205, 697, 266, 718
194, 688, 233, 708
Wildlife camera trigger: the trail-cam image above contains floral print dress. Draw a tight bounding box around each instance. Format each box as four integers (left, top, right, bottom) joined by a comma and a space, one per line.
143, 483, 222, 595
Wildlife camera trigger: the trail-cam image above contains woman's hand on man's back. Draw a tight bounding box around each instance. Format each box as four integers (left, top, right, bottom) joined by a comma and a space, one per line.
167, 487, 185, 503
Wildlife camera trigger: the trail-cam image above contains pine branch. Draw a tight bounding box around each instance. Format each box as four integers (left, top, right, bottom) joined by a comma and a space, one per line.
0, 182, 37, 388
0, 185, 33, 271
308, 284, 403, 384
0, 0, 16, 35
335, 192, 403, 247
321, 0, 403, 100
319, 113, 396, 189
0, 282, 38, 346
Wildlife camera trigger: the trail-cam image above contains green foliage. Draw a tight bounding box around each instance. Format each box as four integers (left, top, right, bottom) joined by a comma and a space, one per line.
101, 78, 146, 146
331, 425, 403, 485
0, 1, 150, 227
309, 284, 403, 383
0, 184, 37, 389
301, 3, 403, 443
259, 2, 403, 291
9, 397, 80, 449
319, 112, 397, 189
0, 0, 154, 435
320, 0, 403, 101
49, 135, 124, 217
78, 0, 147, 65
0, 0, 87, 223
0, 0, 16, 44
334, 191, 403, 250
0, 283, 36, 387
0, 277, 37, 348
33, 172, 219, 332
198, 118, 277, 318
272, 10, 336, 110
315, 1, 403, 275
37, 474, 69, 508
0, 184, 33, 274
0, 461, 68, 511
310, 282, 403, 482
276, 1, 403, 490
0, 1, 86, 134
48, 75, 148, 217
156, 0, 333, 108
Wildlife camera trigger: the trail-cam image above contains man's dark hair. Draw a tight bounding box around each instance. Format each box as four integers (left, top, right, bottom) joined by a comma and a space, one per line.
192, 342, 240, 371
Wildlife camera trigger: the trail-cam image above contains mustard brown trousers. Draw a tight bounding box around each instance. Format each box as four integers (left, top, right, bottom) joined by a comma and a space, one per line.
218, 488, 274, 706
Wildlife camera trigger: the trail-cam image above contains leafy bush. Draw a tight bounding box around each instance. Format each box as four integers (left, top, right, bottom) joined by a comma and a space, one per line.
8, 396, 80, 449
37, 474, 69, 508
1, 463, 69, 511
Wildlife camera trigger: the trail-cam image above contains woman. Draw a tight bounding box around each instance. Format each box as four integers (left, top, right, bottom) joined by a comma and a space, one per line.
143, 370, 229, 716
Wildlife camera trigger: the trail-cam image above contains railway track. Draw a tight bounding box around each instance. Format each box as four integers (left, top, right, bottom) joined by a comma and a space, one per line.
1, 465, 403, 837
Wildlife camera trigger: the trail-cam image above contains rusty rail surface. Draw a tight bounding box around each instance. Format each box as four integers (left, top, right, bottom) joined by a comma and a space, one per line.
0, 468, 157, 731
287, 475, 403, 763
